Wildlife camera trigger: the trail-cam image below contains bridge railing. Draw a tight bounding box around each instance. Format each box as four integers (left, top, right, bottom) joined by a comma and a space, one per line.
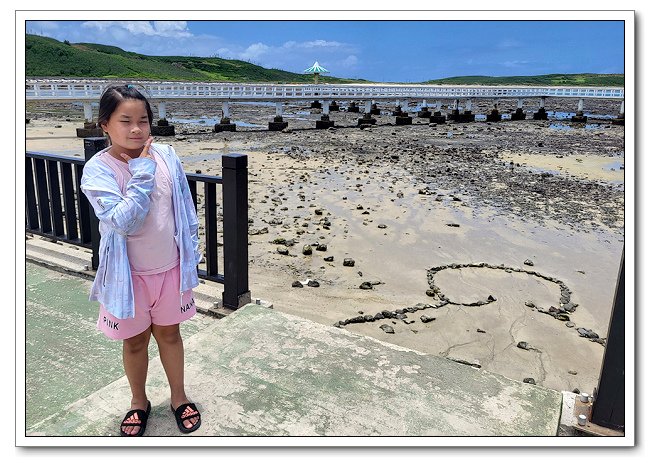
25, 142, 250, 310
25, 79, 625, 101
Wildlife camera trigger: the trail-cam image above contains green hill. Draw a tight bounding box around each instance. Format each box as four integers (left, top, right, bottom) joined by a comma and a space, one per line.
25, 34, 367, 84
423, 74, 624, 87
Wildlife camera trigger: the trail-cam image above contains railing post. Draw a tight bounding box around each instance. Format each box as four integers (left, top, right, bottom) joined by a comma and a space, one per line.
591, 251, 625, 431
83, 137, 108, 270
221, 154, 251, 309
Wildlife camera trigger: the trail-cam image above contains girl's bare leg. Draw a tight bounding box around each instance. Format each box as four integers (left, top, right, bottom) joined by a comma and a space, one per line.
121, 327, 152, 435
151, 323, 199, 429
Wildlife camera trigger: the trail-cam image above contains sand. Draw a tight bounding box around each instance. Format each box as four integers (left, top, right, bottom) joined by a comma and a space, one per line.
25, 98, 625, 395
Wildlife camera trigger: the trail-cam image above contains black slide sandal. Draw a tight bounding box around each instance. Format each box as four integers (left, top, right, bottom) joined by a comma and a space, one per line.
171, 402, 201, 434
119, 401, 151, 437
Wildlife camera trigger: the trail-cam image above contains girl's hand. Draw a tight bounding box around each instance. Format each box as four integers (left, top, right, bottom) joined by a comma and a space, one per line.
119, 136, 155, 162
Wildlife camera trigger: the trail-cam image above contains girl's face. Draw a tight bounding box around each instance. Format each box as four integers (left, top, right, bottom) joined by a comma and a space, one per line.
101, 99, 151, 151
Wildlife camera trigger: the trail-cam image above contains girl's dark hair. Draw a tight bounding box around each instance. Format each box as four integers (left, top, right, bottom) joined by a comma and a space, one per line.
97, 84, 154, 128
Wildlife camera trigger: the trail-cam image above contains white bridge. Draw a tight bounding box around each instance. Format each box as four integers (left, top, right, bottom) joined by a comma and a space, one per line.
26, 78, 624, 102
26, 78, 625, 129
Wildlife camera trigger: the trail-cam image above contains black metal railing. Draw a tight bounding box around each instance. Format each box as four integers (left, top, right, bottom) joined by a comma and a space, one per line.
26, 138, 250, 310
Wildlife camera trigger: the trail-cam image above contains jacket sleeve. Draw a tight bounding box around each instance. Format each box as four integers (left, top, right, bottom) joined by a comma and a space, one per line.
80, 157, 157, 236
169, 145, 202, 265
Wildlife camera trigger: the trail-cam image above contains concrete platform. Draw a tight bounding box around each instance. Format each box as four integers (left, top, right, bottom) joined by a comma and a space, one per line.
26, 276, 562, 437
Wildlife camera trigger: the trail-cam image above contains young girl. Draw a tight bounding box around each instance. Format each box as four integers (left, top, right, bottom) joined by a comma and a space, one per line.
81, 85, 202, 436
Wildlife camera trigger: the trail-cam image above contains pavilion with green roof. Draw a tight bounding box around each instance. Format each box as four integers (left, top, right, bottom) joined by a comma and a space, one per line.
303, 61, 329, 84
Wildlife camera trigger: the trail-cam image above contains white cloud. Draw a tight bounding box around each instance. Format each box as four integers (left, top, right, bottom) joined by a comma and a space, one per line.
303, 40, 343, 48
82, 21, 192, 38
282, 39, 344, 50
240, 42, 270, 61
502, 60, 530, 68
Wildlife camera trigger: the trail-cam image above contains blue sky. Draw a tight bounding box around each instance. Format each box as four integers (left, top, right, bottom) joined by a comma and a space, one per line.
26, 20, 624, 82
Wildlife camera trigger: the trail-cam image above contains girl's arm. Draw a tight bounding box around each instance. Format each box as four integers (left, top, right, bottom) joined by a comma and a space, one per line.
169, 145, 202, 265
81, 157, 157, 236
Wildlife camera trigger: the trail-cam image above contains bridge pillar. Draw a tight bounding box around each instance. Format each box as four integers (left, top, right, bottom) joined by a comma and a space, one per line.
310, 100, 322, 109
316, 101, 335, 129
329, 100, 340, 111
613, 100, 624, 126
486, 99, 501, 122
395, 100, 412, 125
358, 100, 377, 126
215, 101, 236, 132
511, 98, 526, 120
417, 99, 431, 118
76, 102, 104, 137
459, 99, 475, 122
151, 101, 175, 136
447, 99, 461, 122
269, 102, 288, 131
347, 101, 360, 112
430, 100, 446, 123
533, 97, 548, 120
83, 102, 93, 123
370, 100, 381, 115
392, 102, 403, 116
571, 98, 588, 123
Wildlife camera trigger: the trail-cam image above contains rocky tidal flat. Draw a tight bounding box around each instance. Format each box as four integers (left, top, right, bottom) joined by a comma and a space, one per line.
26, 97, 625, 394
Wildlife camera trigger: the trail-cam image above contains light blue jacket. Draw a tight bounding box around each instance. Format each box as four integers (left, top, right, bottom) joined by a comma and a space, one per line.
80, 143, 202, 319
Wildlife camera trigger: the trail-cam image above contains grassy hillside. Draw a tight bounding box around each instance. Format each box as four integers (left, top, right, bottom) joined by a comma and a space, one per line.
423, 74, 624, 87
25, 34, 367, 84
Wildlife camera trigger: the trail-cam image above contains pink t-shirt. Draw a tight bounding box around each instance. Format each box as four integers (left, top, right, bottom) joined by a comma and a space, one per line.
99, 150, 180, 275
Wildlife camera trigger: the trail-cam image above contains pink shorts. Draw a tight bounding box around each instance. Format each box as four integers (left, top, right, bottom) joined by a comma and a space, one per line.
97, 264, 196, 340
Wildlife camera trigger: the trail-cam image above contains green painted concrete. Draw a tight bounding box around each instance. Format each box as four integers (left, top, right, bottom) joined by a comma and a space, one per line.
26, 270, 562, 437
25, 262, 217, 433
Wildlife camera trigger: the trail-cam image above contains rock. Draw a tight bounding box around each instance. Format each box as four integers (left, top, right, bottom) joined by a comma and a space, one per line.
446, 223, 460, 227
249, 227, 269, 235
517, 341, 531, 350
379, 324, 395, 334
343, 258, 355, 267
568, 370, 578, 375
302, 245, 313, 255
307, 280, 320, 288
316, 244, 327, 252
563, 302, 578, 312
577, 328, 599, 339
523, 378, 536, 385
487, 295, 496, 302
277, 246, 289, 255
476, 328, 486, 333
524, 259, 534, 266
292, 281, 303, 288
324, 256, 334, 262
565, 322, 576, 328
525, 301, 536, 308
359, 282, 373, 290
378, 224, 387, 229
420, 315, 436, 323
272, 237, 287, 244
